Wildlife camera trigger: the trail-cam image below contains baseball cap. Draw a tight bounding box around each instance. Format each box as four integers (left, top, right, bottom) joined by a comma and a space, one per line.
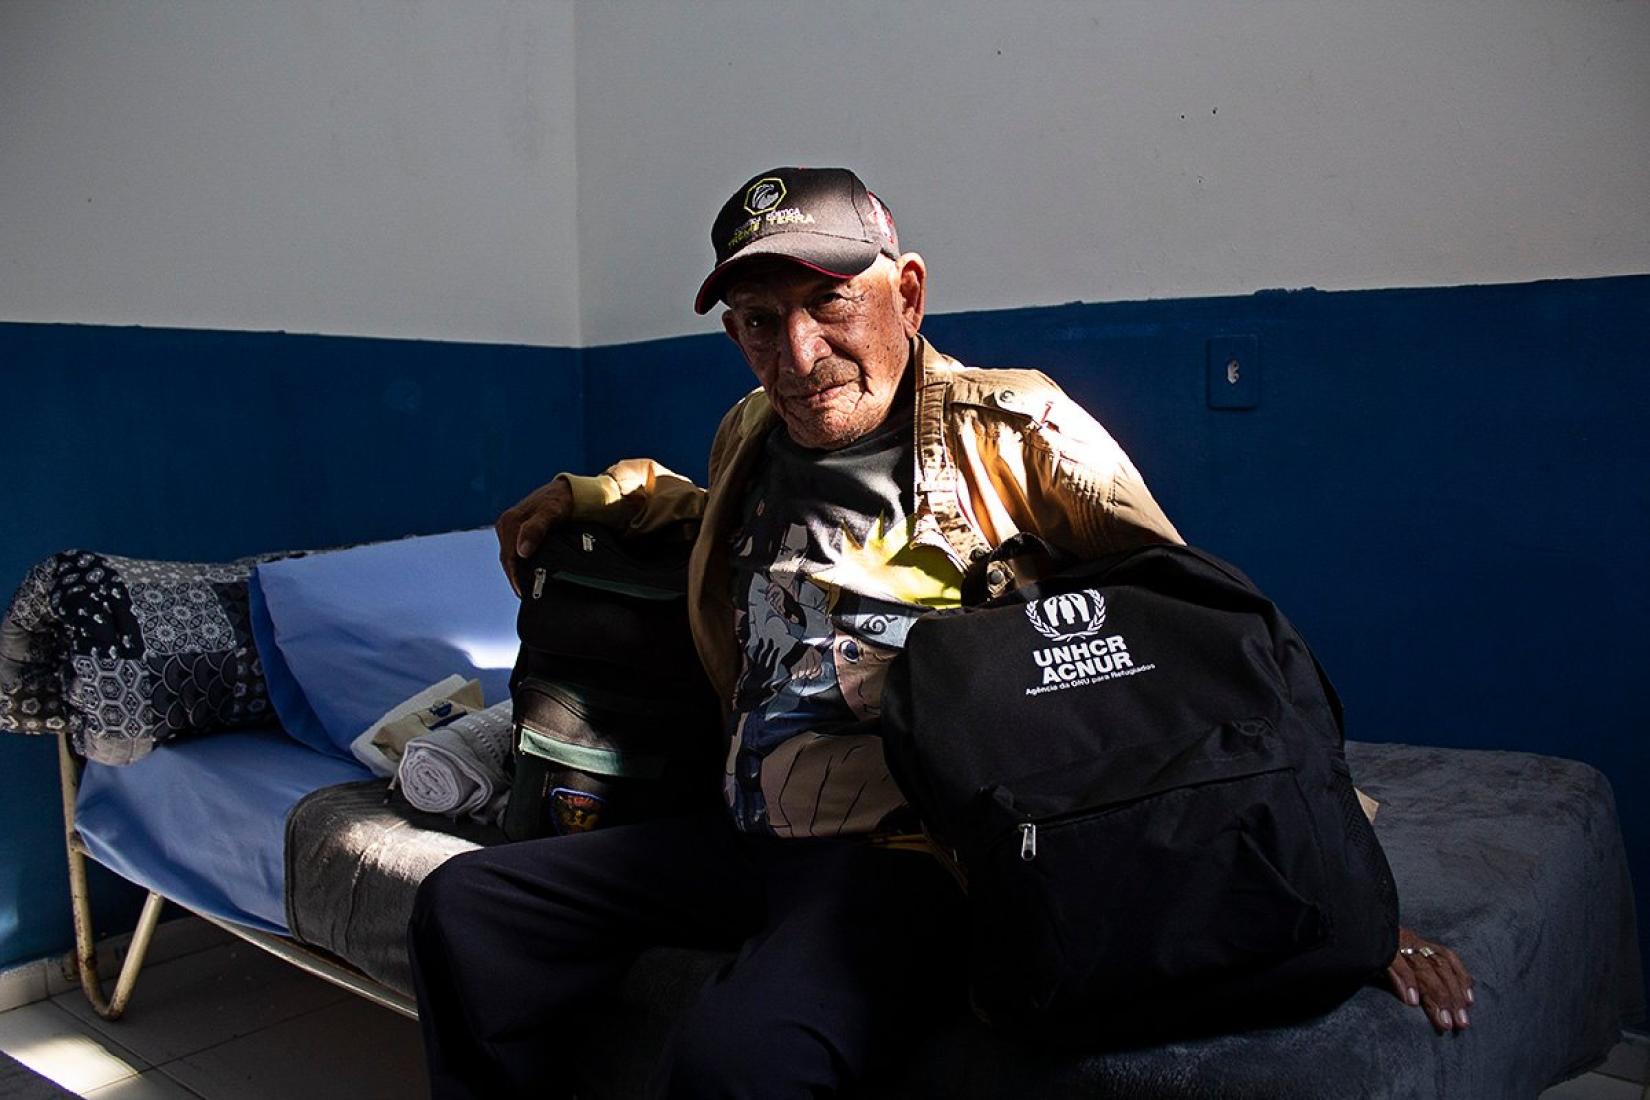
693, 166, 900, 314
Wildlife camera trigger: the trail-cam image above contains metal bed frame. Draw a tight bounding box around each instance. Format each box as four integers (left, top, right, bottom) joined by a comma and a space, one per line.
55, 733, 418, 1022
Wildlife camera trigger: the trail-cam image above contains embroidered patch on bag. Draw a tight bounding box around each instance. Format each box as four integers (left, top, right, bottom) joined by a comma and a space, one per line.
550, 787, 607, 835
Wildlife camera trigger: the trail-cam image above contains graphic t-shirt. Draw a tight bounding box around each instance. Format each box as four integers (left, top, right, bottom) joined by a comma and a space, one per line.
726, 389, 963, 837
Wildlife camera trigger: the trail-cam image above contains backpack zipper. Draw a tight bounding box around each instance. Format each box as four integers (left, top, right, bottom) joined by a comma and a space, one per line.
997, 762, 1293, 865
531, 567, 546, 599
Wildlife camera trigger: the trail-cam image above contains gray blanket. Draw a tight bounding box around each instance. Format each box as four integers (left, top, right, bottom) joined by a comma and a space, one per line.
285, 783, 508, 994
284, 741, 1643, 1098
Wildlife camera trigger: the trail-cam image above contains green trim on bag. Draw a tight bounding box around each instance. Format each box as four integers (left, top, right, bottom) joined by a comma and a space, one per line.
517, 725, 667, 779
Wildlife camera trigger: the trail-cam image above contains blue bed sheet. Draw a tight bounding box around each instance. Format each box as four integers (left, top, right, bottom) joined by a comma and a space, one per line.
74, 728, 373, 933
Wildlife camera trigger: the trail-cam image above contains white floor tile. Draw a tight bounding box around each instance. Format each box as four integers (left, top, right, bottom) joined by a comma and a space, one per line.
52, 940, 351, 1067
45, 937, 128, 1001
0, 960, 49, 1014
45, 911, 238, 1000
1539, 1069, 1647, 1100
143, 915, 238, 967
159, 996, 424, 1100
84, 1068, 204, 1098
0, 1001, 148, 1094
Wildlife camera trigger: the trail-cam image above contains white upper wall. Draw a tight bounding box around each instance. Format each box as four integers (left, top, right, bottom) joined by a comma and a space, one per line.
3, 2, 1646, 348
0, 2, 581, 346
576, 0, 1650, 346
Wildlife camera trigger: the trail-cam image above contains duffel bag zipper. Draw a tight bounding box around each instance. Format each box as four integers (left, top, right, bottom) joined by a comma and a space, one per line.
1000, 763, 1293, 863
526, 564, 683, 603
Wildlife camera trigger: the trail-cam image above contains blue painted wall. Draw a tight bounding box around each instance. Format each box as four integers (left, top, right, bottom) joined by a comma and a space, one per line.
585, 275, 1650, 999
4, 275, 1646, 1002
0, 323, 582, 967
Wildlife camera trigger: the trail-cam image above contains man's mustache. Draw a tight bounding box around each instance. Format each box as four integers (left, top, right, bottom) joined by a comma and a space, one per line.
776, 361, 859, 398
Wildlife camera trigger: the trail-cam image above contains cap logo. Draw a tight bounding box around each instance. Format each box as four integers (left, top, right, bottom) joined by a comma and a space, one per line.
743, 178, 787, 216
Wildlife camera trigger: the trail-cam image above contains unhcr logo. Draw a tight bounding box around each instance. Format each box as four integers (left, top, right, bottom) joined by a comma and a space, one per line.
1025, 589, 1107, 642
1024, 589, 1157, 694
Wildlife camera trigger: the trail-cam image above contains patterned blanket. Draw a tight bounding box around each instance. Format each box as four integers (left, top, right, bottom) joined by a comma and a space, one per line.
0, 549, 301, 764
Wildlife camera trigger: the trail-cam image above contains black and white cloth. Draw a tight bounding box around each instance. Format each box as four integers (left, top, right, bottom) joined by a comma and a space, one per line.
0, 548, 300, 765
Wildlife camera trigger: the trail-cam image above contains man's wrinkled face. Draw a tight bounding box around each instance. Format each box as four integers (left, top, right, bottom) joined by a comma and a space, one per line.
721, 254, 925, 450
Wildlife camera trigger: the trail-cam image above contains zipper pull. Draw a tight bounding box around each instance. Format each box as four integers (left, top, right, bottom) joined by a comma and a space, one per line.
531, 567, 546, 599
581, 533, 595, 553
1019, 822, 1037, 861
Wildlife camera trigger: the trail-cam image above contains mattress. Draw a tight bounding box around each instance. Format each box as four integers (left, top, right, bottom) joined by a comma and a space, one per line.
74, 727, 374, 932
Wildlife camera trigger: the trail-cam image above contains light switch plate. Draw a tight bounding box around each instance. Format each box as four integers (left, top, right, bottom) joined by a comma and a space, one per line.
1207, 335, 1261, 410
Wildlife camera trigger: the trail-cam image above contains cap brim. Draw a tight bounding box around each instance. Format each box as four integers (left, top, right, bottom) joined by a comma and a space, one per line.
693, 233, 882, 314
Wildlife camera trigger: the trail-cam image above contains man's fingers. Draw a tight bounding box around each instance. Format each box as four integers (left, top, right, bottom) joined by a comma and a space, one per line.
1415, 959, 1467, 1032
1434, 962, 1468, 1029
495, 479, 573, 596
1439, 945, 1475, 1003
1386, 958, 1420, 1006
495, 512, 523, 596
1414, 966, 1450, 1031
516, 514, 549, 559
1426, 947, 1472, 1025
1391, 930, 1473, 1033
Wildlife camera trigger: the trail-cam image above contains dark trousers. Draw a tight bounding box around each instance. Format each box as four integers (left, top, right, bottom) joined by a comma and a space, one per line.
407, 810, 966, 1099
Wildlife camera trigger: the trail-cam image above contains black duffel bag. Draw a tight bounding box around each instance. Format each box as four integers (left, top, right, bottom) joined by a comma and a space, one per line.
501, 521, 722, 841
881, 539, 1398, 1046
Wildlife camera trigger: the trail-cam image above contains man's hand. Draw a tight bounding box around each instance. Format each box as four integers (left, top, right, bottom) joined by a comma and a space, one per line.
495, 479, 573, 596
1386, 926, 1474, 1034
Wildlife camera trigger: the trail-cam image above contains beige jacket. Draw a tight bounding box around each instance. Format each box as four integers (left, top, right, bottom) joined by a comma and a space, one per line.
560, 335, 1182, 707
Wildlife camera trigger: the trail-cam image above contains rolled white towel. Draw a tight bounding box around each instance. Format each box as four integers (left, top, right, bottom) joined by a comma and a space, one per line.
397, 700, 514, 821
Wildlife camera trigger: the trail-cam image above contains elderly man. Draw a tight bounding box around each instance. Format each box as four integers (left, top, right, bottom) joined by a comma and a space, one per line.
409, 167, 1472, 1099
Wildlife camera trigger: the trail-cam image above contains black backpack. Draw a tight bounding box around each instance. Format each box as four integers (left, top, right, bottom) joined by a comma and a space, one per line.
501, 522, 721, 841
880, 541, 1398, 1046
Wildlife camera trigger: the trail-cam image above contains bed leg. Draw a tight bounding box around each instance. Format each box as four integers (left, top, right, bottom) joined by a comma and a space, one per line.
57, 733, 166, 1020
